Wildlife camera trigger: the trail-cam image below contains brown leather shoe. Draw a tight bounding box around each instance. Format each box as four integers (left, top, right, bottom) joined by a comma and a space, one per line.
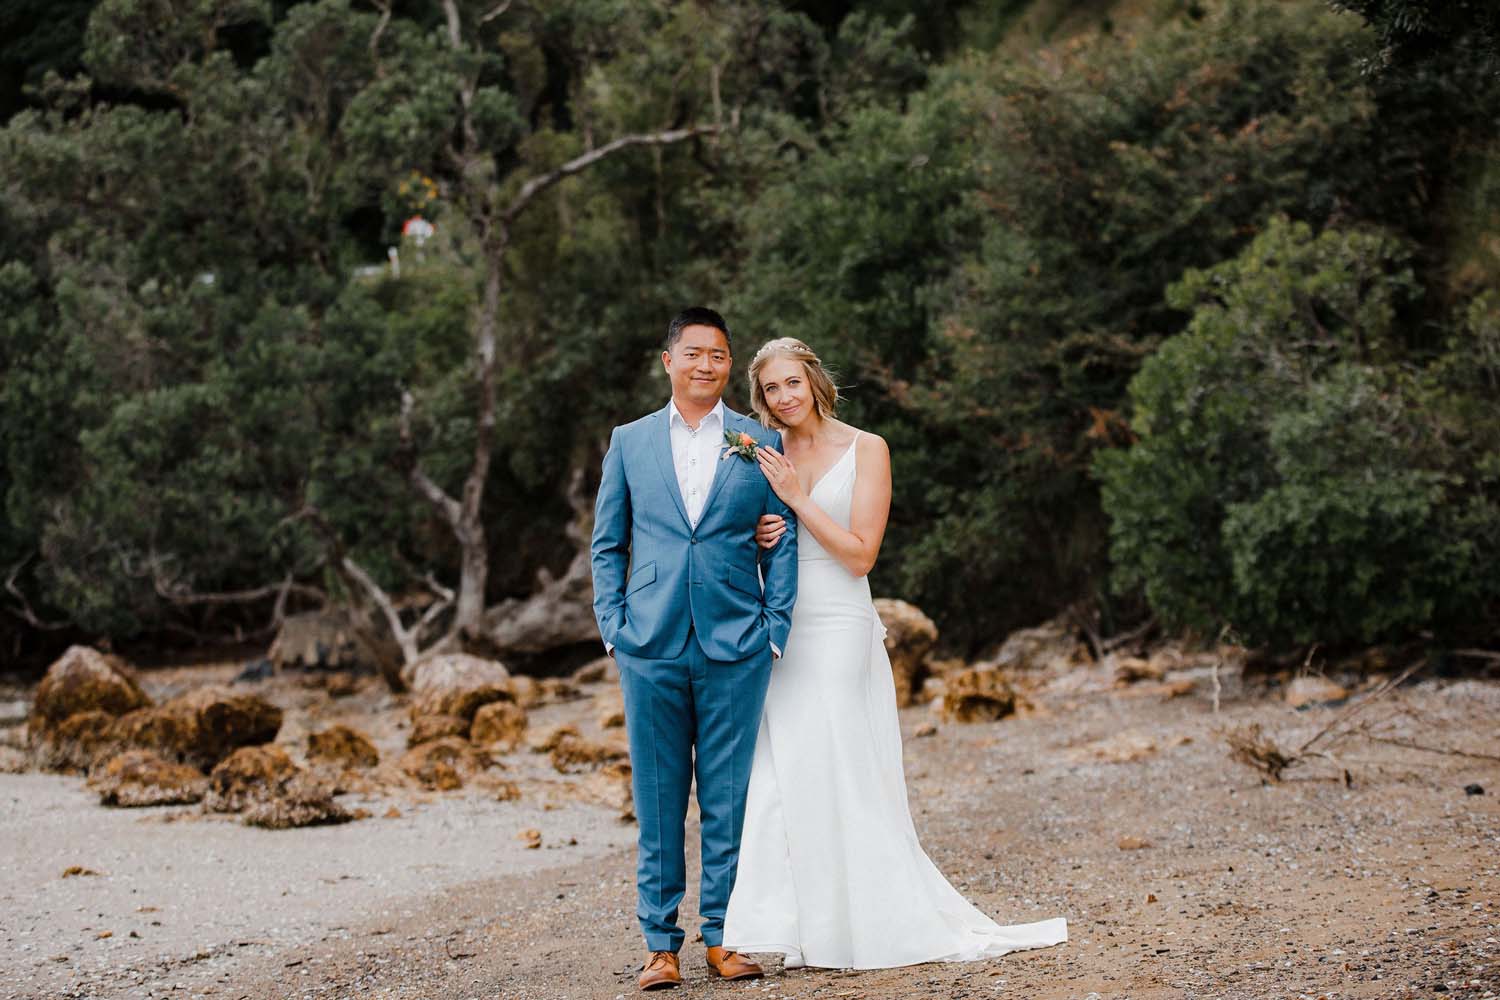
705, 946, 763, 981
639, 950, 682, 991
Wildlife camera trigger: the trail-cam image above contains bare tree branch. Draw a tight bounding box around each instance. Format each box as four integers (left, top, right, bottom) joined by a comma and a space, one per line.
399, 388, 463, 528
153, 575, 325, 608
4, 558, 70, 631
342, 555, 428, 666
502, 124, 722, 223
479, 1, 513, 25
441, 0, 482, 154
369, 0, 393, 79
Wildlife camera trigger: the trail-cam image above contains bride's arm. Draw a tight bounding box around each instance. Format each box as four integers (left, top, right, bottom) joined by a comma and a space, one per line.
757, 434, 891, 578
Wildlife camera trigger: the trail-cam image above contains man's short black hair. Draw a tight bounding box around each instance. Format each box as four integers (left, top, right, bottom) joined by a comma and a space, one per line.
666, 307, 731, 352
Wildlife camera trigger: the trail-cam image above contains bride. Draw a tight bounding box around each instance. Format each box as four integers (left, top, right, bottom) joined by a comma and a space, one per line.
722, 337, 1068, 970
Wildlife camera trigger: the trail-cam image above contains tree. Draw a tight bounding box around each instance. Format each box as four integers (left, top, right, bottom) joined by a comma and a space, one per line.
1095, 216, 1497, 648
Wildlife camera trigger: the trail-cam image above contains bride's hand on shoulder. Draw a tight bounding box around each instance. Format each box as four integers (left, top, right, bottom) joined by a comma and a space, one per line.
756, 445, 805, 510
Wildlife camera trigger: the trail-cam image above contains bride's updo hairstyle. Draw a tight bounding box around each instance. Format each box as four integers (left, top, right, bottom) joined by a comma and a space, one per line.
748, 337, 841, 430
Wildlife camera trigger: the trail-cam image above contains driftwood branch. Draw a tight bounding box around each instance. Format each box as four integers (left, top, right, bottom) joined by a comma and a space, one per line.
1358, 733, 1500, 762
1225, 660, 1428, 782
502, 124, 722, 224
1102, 615, 1158, 654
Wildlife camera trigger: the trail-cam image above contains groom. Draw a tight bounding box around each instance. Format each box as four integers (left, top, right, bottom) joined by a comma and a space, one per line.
591, 307, 798, 990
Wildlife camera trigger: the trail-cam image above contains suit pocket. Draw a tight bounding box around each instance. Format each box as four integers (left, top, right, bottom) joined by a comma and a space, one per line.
626, 561, 657, 596
722, 563, 762, 599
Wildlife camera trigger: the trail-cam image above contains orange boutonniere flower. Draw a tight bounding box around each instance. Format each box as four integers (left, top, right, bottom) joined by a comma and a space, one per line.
722, 429, 760, 462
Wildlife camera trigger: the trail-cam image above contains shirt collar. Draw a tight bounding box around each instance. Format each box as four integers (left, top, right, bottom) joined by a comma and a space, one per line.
668, 397, 725, 432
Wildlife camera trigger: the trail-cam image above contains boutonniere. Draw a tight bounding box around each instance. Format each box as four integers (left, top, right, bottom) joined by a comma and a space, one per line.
721, 429, 760, 462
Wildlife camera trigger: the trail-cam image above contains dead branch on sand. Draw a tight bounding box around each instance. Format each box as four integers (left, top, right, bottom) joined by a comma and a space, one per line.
1223, 660, 1425, 782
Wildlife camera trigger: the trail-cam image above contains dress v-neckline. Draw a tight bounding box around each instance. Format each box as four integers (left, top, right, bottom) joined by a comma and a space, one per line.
801, 432, 859, 497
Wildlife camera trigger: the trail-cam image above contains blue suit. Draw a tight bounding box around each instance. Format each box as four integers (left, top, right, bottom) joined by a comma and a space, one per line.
591, 401, 797, 952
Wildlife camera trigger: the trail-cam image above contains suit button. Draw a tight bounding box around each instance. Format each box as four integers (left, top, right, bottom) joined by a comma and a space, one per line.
690, 537, 699, 545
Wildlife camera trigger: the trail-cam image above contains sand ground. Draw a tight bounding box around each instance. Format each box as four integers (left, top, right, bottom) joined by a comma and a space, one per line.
3, 661, 1497, 1000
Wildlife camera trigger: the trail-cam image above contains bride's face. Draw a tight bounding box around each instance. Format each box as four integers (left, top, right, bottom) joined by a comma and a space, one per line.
758, 356, 816, 429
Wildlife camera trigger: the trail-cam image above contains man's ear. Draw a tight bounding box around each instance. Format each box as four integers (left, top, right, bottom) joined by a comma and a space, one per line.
661, 350, 672, 372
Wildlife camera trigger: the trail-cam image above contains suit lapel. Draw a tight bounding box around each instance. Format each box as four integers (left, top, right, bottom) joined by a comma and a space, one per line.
700, 407, 742, 518
650, 405, 692, 529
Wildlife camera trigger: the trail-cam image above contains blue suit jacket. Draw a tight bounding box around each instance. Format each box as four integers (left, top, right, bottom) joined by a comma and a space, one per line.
591, 402, 798, 663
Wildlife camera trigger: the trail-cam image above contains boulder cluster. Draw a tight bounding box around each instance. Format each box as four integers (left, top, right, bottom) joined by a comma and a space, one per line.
27, 646, 354, 828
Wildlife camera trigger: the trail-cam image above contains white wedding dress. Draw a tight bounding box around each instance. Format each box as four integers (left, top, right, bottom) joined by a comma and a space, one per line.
722, 432, 1068, 969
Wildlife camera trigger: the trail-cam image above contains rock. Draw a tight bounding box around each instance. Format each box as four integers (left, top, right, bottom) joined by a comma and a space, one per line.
470, 701, 528, 752
1285, 676, 1349, 709
172, 686, 284, 761
571, 657, 615, 685
873, 598, 938, 708
491, 779, 522, 802
268, 609, 382, 672
509, 676, 543, 708
205, 745, 301, 813
550, 733, 628, 774
923, 657, 967, 679
1159, 679, 1197, 699
595, 690, 626, 730
37, 710, 118, 771
406, 653, 512, 721
324, 674, 362, 699
28, 646, 151, 741
940, 667, 1019, 724
112, 686, 282, 771
399, 737, 492, 791
0, 745, 28, 773
1113, 656, 1165, 685
88, 750, 207, 807
306, 725, 379, 769
580, 761, 635, 821
1117, 836, 1152, 850
242, 773, 353, 829
406, 713, 470, 747
518, 827, 542, 849
233, 659, 274, 683
920, 676, 947, 703
989, 616, 1089, 674
1071, 731, 1158, 764
1464, 783, 1484, 796
527, 723, 580, 754
539, 678, 581, 702
913, 723, 938, 738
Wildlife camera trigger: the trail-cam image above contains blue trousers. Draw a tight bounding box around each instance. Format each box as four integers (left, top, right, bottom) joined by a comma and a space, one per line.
615, 629, 772, 952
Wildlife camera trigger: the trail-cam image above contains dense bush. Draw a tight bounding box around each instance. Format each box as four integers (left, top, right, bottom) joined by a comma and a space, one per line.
1096, 217, 1500, 647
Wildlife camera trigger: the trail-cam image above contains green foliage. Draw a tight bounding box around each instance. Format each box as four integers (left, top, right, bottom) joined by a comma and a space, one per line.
1328, 0, 1500, 73
3, 0, 1499, 655
1097, 217, 1497, 647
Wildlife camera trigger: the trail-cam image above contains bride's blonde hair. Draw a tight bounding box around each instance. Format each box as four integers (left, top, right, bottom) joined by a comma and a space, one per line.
748, 337, 841, 430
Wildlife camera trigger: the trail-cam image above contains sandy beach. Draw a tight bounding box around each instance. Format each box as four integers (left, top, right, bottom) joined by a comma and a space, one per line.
4, 661, 1498, 1000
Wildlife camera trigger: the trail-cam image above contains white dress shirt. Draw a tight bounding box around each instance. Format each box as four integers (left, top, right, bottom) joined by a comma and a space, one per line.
668, 398, 725, 527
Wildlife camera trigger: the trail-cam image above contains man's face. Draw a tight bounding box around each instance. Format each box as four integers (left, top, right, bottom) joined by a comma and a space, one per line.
662, 324, 732, 408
